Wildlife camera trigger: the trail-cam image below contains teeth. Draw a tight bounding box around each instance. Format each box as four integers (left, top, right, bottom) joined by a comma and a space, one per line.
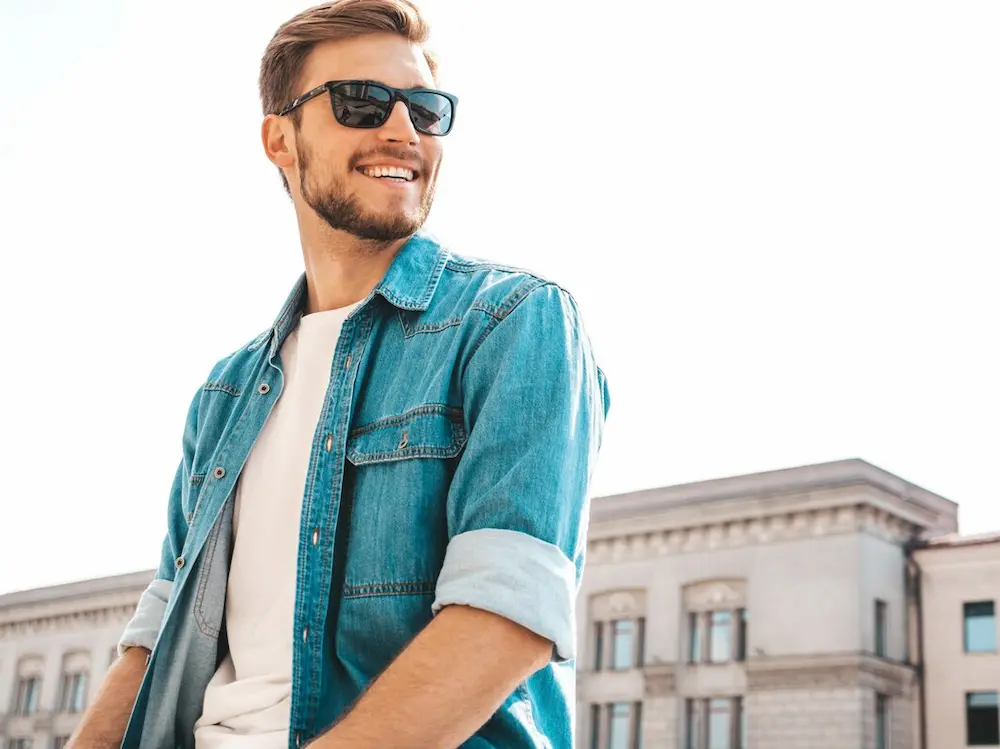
361, 165, 415, 181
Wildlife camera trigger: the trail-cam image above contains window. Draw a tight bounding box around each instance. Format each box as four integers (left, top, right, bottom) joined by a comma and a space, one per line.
689, 609, 747, 664
53, 739, 71, 749
708, 611, 733, 663
609, 702, 631, 749
591, 702, 643, 749
967, 692, 1000, 746
875, 600, 888, 657
686, 698, 744, 749
736, 609, 748, 661
13, 676, 40, 716
636, 617, 647, 667
594, 621, 605, 671
612, 620, 635, 670
689, 612, 703, 663
59, 670, 89, 713
7, 740, 33, 749
965, 601, 998, 653
591, 704, 602, 749
876, 693, 890, 749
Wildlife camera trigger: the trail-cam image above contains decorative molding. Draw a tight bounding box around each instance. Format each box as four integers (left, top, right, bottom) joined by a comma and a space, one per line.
590, 589, 647, 621
0, 604, 136, 640
684, 580, 746, 611
643, 663, 677, 696
746, 653, 916, 695
587, 504, 924, 564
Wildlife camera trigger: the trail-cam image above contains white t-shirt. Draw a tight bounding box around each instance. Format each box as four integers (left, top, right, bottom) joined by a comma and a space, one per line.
194, 303, 357, 749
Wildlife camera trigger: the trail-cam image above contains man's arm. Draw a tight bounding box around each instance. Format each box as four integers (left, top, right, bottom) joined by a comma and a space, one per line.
67, 647, 148, 749
317, 282, 609, 747
312, 605, 550, 749
70, 384, 204, 748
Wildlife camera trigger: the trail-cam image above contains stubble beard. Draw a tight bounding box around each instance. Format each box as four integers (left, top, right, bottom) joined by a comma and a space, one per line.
298, 141, 436, 244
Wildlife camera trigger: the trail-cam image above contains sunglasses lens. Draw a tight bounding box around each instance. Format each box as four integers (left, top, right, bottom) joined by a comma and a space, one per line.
408, 91, 453, 135
331, 82, 392, 128
330, 83, 454, 135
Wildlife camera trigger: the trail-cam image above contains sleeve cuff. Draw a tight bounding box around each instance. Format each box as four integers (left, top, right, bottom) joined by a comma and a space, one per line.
118, 578, 173, 656
431, 528, 578, 662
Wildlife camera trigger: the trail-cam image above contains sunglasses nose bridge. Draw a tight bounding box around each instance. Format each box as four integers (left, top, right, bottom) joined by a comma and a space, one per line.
379, 96, 421, 140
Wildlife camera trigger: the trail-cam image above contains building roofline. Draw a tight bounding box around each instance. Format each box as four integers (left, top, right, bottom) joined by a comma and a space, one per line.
591, 458, 957, 527
0, 569, 156, 610
915, 530, 1000, 550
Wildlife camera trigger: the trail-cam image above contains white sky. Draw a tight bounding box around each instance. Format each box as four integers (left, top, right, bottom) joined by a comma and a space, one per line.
1, 1, 997, 595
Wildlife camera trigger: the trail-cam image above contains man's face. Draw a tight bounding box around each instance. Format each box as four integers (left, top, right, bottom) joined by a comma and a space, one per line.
289, 34, 444, 242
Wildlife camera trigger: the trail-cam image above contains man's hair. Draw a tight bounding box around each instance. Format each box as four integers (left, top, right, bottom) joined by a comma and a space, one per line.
260, 0, 438, 192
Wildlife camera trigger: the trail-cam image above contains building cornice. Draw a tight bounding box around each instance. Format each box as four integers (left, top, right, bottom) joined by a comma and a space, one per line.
588, 503, 921, 564
591, 459, 956, 534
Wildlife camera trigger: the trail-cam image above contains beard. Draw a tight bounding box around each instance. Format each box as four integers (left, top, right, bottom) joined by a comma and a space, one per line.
298, 140, 436, 243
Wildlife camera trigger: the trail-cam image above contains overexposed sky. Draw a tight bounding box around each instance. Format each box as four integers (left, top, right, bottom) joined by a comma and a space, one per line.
1, 1, 997, 595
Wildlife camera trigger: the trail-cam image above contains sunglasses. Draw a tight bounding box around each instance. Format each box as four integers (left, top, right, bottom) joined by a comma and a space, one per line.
277, 80, 458, 136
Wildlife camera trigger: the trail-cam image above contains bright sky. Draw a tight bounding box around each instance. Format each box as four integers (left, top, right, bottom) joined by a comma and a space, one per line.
1, 1, 997, 595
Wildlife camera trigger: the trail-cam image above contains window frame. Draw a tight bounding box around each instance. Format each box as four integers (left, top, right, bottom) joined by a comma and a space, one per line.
964, 600, 998, 654
875, 599, 888, 657
967, 691, 1000, 747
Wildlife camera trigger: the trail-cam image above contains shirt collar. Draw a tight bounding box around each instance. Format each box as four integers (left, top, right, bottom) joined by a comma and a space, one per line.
265, 232, 449, 357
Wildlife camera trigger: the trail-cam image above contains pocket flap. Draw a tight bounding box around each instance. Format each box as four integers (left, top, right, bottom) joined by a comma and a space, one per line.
347, 406, 467, 466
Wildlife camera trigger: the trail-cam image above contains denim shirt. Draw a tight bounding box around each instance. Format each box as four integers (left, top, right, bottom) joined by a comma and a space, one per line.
117, 233, 610, 749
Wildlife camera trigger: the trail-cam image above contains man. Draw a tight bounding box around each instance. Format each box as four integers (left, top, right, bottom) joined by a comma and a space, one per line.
71, 1, 608, 747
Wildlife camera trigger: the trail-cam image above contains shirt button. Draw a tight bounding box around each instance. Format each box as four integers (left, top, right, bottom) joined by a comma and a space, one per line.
213, 466, 226, 479
303, 627, 310, 643
295, 732, 302, 748
325, 434, 333, 452
257, 382, 270, 395
175, 556, 185, 569
312, 528, 319, 546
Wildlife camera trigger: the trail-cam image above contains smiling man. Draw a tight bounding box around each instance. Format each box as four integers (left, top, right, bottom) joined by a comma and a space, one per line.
69, 2, 608, 748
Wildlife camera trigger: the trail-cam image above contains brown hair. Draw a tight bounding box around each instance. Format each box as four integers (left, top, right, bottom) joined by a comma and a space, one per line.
260, 0, 438, 192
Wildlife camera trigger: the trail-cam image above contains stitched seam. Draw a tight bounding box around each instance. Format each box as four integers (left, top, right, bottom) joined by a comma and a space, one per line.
190, 474, 205, 486
465, 281, 552, 367
347, 443, 466, 465
342, 581, 436, 599
203, 382, 242, 397
399, 313, 464, 339
349, 404, 462, 437
193, 521, 221, 638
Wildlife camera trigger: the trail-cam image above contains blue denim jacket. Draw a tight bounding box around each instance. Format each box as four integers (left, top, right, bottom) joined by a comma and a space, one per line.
117, 233, 609, 749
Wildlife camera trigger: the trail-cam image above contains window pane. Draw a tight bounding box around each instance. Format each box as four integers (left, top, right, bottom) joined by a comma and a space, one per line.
612, 620, 635, 670
594, 622, 605, 671
685, 699, 703, 749
875, 600, 887, 657
633, 701, 643, 749
876, 694, 889, 749
72, 672, 88, 712
709, 611, 733, 663
967, 691, 1000, 746
965, 601, 997, 653
708, 698, 732, 749
609, 702, 631, 749
689, 613, 703, 663
738, 697, 747, 749
590, 704, 601, 749
636, 618, 647, 668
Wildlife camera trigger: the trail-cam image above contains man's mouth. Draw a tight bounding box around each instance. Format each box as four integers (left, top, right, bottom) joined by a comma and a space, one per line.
356, 165, 417, 182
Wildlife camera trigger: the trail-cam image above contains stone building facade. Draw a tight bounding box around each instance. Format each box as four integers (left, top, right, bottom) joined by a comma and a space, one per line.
1, 458, 996, 749
913, 532, 1000, 749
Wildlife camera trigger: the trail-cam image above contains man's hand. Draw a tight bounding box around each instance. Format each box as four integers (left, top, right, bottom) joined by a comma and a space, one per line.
67, 646, 148, 749
311, 604, 551, 749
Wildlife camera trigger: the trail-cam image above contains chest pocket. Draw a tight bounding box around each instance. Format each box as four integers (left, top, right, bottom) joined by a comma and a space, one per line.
346, 405, 467, 465
343, 405, 467, 588
337, 406, 468, 678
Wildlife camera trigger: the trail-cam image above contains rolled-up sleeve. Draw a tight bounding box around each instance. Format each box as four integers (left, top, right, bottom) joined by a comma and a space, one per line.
118, 386, 202, 656
431, 282, 610, 662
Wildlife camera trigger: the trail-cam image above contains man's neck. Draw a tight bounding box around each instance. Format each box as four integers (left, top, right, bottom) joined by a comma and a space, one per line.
299, 220, 411, 314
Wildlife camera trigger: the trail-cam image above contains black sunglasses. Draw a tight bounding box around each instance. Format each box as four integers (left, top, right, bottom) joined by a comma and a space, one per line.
277, 80, 458, 136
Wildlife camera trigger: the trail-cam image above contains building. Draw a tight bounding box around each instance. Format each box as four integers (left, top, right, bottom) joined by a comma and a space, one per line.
913, 532, 1000, 749
1, 459, 997, 749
